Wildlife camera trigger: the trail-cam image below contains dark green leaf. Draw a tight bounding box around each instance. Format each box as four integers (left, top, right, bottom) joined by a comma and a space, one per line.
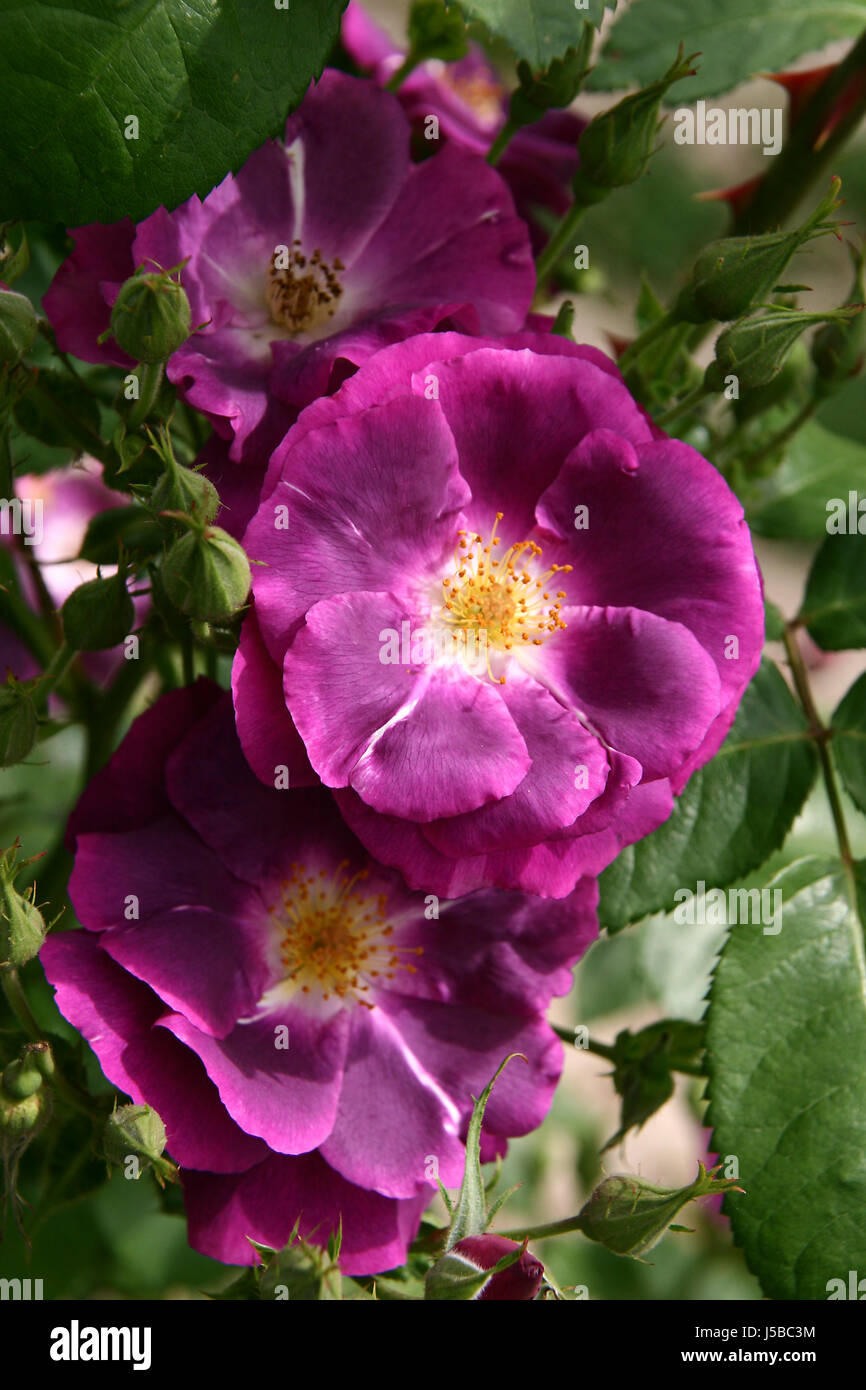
0, 0, 348, 225
744, 422, 866, 540
706, 856, 866, 1299
409, 0, 468, 63
599, 661, 819, 930
80, 505, 164, 565
590, 0, 866, 102
602, 1020, 705, 1149
799, 532, 866, 649
14, 369, 103, 453
454, 0, 610, 67
832, 671, 866, 814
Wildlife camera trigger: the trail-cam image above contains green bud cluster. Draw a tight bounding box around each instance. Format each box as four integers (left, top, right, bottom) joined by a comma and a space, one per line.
0, 1043, 54, 1173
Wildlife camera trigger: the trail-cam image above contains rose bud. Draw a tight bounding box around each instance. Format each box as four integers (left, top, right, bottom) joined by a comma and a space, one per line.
151, 456, 219, 525
107, 265, 191, 363
162, 523, 251, 622
2, 1042, 54, 1100
426, 1234, 544, 1301
573, 48, 697, 204
674, 178, 843, 325
61, 570, 136, 652
103, 1102, 177, 1186
704, 304, 863, 393
0, 287, 37, 364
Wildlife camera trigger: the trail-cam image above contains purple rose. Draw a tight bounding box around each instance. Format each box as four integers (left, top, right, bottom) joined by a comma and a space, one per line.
235, 331, 764, 899
40, 682, 595, 1272
43, 69, 534, 466
342, 2, 584, 254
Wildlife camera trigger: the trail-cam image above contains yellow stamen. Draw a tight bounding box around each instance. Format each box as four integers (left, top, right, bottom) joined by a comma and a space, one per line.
268, 860, 421, 1007
440, 512, 571, 683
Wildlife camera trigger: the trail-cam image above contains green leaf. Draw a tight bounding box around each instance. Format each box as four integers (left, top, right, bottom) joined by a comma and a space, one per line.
14, 369, 103, 455
0, 0, 348, 225
744, 422, 866, 540
599, 661, 819, 930
408, 0, 469, 63
799, 532, 866, 649
454, 0, 610, 67
590, 0, 866, 102
832, 672, 866, 814
706, 856, 866, 1299
602, 1020, 705, 1150
80, 505, 164, 565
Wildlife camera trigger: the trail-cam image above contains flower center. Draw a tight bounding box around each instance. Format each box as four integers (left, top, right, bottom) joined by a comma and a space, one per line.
268, 862, 421, 1007
441, 513, 571, 684
441, 70, 505, 127
266, 241, 344, 334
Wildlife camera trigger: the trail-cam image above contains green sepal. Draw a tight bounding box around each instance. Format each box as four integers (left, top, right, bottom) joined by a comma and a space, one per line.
446, 1053, 524, 1250
424, 1242, 523, 1301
